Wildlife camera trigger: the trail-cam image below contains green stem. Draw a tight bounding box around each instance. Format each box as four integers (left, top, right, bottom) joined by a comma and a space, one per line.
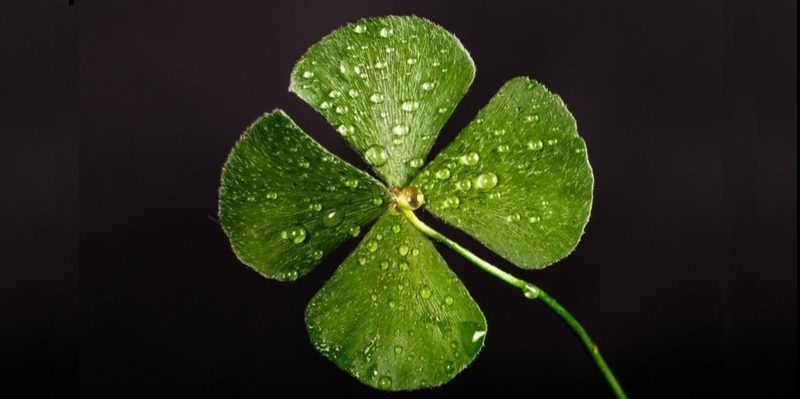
399, 207, 627, 399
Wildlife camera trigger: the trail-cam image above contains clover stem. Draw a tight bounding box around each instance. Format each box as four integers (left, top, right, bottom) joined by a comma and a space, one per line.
399, 207, 627, 399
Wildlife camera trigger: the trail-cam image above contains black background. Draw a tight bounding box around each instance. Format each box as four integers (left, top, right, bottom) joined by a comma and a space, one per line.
1, 1, 796, 398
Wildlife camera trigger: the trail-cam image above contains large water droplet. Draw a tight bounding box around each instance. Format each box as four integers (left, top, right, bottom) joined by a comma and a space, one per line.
378, 375, 392, 389
367, 240, 379, 252
523, 284, 539, 299
398, 244, 410, 256
280, 225, 307, 244
459, 152, 480, 166
365, 146, 388, 166
458, 321, 487, 358
475, 173, 498, 190
322, 210, 344, 227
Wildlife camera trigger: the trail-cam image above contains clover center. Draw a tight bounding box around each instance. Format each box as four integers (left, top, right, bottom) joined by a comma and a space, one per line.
390, 186, 425, 211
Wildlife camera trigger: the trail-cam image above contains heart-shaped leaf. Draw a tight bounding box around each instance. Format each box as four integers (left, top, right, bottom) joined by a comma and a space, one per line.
219, 110, 388, 281
305, 211, 486, 390
413, 78, 593, 269
290, 16, 475, 187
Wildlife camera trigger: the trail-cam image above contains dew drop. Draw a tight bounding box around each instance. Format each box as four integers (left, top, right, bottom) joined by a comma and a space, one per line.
523, 284, 539, 299
378, 376, 392, 389
399, 261, 409, 271
525, 114, 540, 123
497, 144, 510, 153
442, 196, 461, 209
437, 107, 448, 113
368, 240, 379, 252
411, 248, 420, 256
283, 270, 299, 281
348, 89, 360, 98
391, 125, 408, 136
527, 139, 544, 151
444, 296, 454, 305
379, 27, 393, 37
401, 100, 419, 112
370, 293, 378, 301
337, 124, 354, 136
302, 70, 315, 78
475, 172, 498, 190
345, 178, 359, 188
435, 168, 451, 180
369, 93, 385, 103
334, 105, 348, 114
280, 225, 307, 244
320, 101, 331, 110
459, 152, 480, 166
455, 179, 472, 191
353, 24, 366, 33
372, 197, 384, 206
421, 82, 435, 91
359, 257, 367, 265
406, 58, 417, 65
266, 192, 278, 199
444, 361, 454, 373
380, 260, 389, 270
420, 287, 432, 299
458, 321, 487, 358
364, 146, 388, 166
528, 215, 541, 223
391, 224, 401, 233
349, 225, 361, 237
309, 203, 323, 212
374, 61, 387, 69
408, 158, 424, 168
394, 345, 403, 355
312, 250, 323, 260
398, 244, 410, 256
328, 90, 342, 98
322, 210, 344, 227
547, 138, 559, 145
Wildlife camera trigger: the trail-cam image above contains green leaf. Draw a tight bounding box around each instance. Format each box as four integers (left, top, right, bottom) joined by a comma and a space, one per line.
219, 110, 389, 281
305, 210, 487, 391
412, 77, 594, 269
290, 15, 475, 187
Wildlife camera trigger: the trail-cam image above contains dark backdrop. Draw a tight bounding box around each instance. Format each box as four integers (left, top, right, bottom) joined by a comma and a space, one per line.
3, 1, 796, 398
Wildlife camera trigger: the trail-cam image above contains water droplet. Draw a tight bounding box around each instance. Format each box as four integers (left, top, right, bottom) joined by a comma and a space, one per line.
527, 140, 544, 151
359, 257, 367, 265
437, 107, 448, 113
421, 82, 435, 91
435, 168, 451, 180
391, 125, 408, 136
394, 345, 403, 355
348, 89, 360, 98
398, 244, 409, 256
280, 225, 307, 244
497, 144, 510, 152
345, 178, 359, 188
406, 58, 417, 65
349, 225, 361, 237
399, 261, 409, 271
525, 114, 540, 123
547, 138, 558, 145
334, 105, 348, 114
309, 203, 322, 212
399, 186, 425, 210
320, 101, 331, 110
283, 270, 298, 281
444, 296, 454, 305
444, 361, 454, 373
455, 179, 472, 191
379, 27, 393, 37
374, 61, 387, 69
391, 224, 401, 233
266, 192, 278, 199
401, 100, 419, 112
338, 63, 347, 74
412, 249, 420, 256
380, 260, 389, 270
442, 196, 460, 209
328, 90, 342, 98
459, 152, 480, 166
337, 124, 354, 136
353, 24, 366, 33
378, 376, 392, 389
458, 321, 487, 357
302, 70, 315, 78
322, 210, 344, 227
365, 146, 388, 166
475, 172, 498, 190
312, 250, 323, 260
370, 293, 378, 301
420, 287, 432, 299
523, 284, 539, 299
298, 160, 310, 168
368, 240, 378, 252
372, 197, 384, 206
528, 215, 541, 223
369, 93, 385, 103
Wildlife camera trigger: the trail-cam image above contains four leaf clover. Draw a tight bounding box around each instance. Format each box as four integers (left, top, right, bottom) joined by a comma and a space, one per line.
219, 16, 592, 391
